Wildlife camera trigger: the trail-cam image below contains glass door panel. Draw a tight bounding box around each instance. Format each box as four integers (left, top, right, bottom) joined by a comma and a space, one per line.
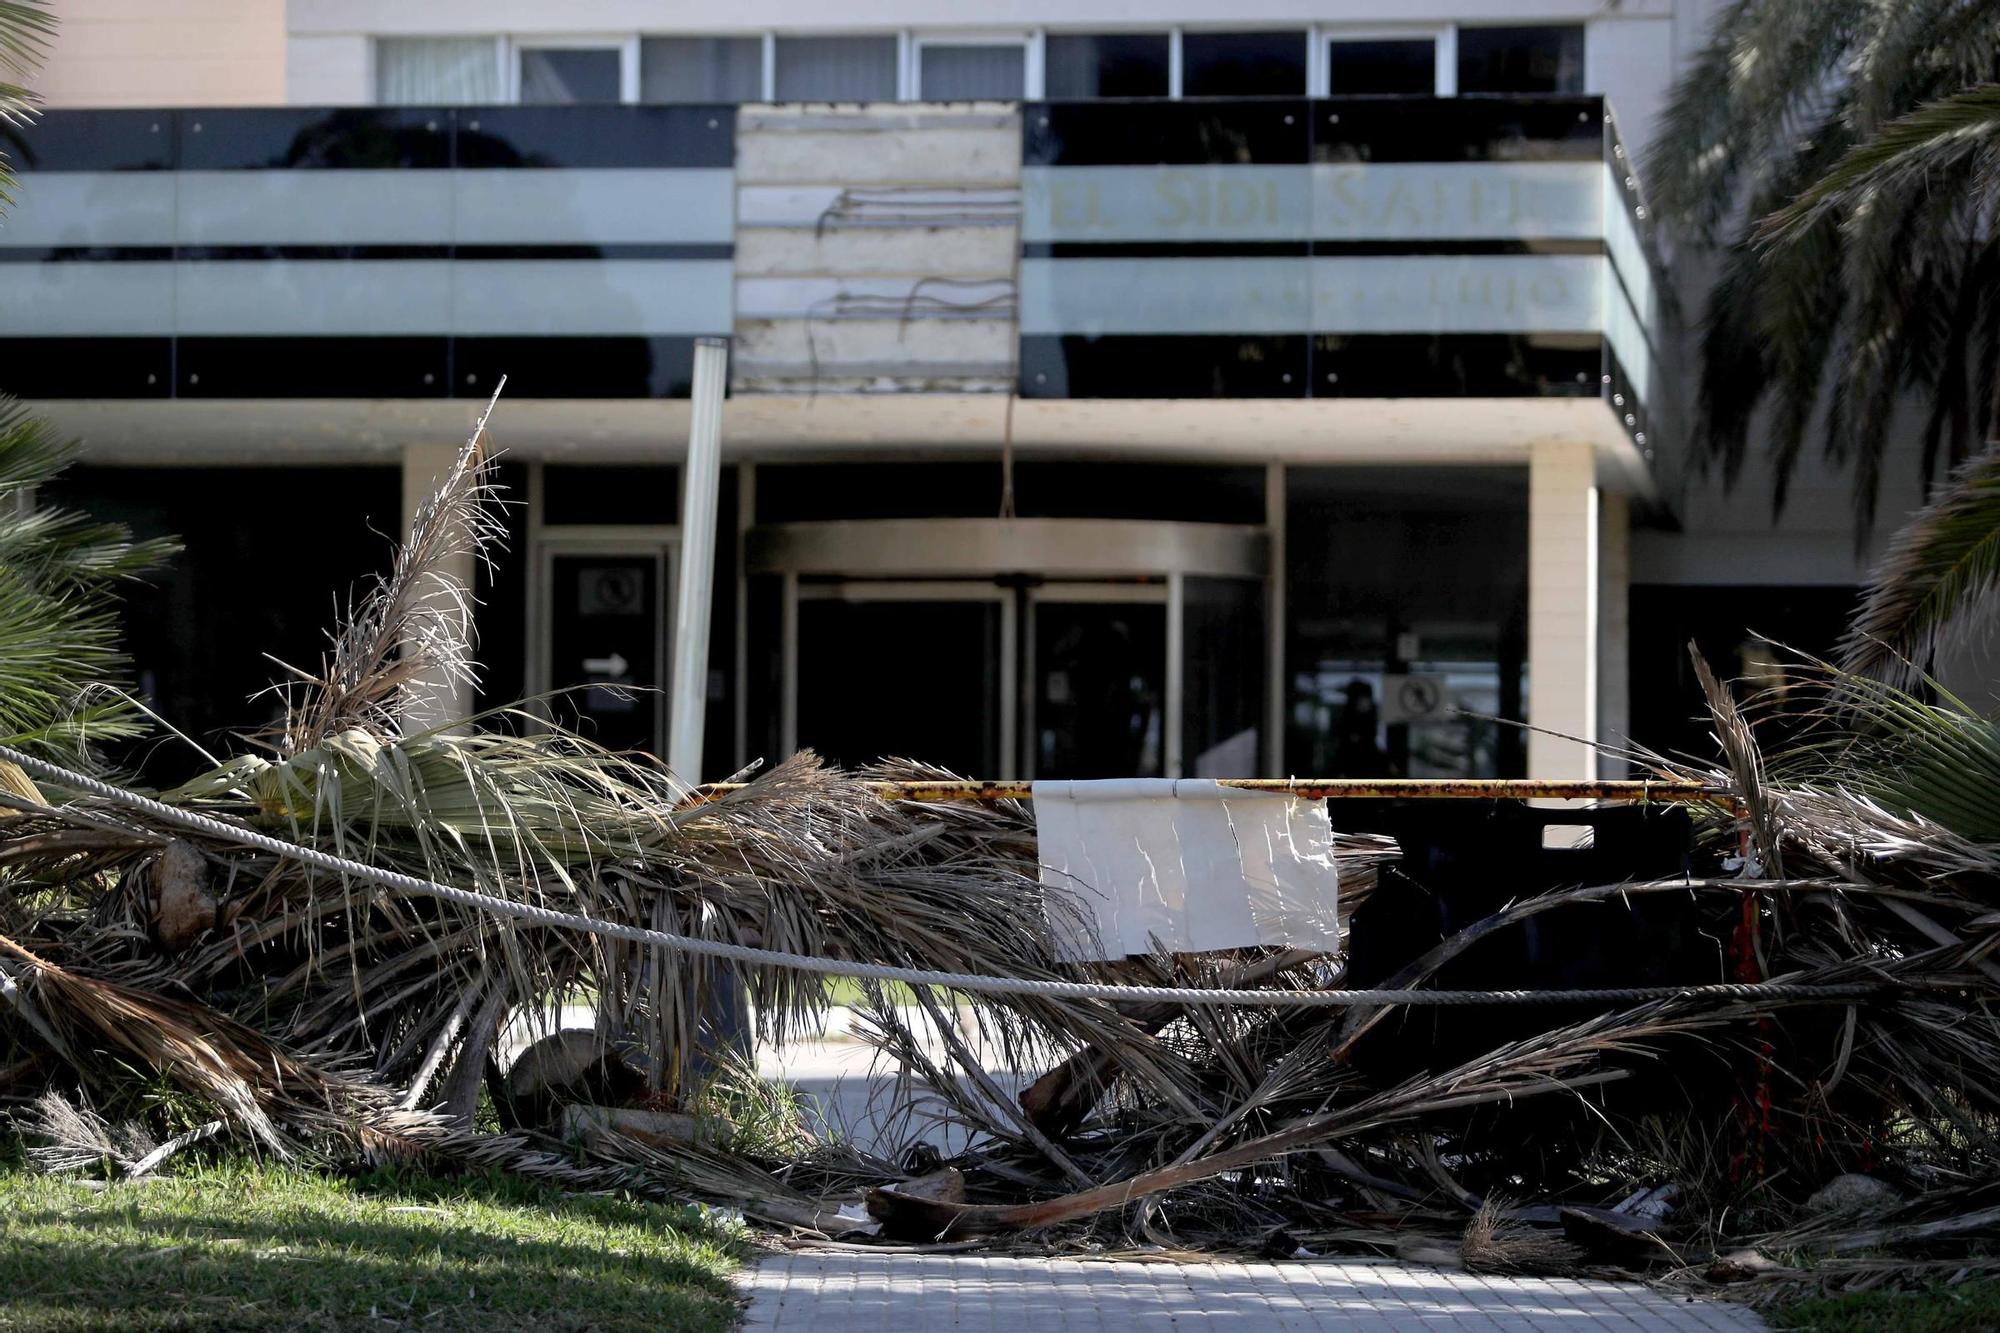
1031, 592, 1167, 779
546, 551, 664, 754
795, 587, 1008, 776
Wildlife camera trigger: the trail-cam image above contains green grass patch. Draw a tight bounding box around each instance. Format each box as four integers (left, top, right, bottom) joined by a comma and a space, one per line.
0, 1161, 748, 1331
820, 977, 914, 1008
1774, 1279, 2000, 1332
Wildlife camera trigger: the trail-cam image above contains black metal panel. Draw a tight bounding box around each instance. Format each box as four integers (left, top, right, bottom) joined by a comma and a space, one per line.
452, 336, 702, 398
1309, 95, 1603, 163
1310, 334, 1601, 397
1023, 239, 1602, 259
0, 246, 175, 262
176, 108, 451, 170
176, 336, 449, 397
454, 105, 735, 169
0, 337, 171, 398
1024, 99, 1311, 166
7, 109, 172, 172
1020, 334, 1308, 398
1602, 344, 1652, 454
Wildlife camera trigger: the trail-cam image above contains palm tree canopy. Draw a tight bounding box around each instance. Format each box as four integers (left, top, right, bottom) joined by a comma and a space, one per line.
1650, 1, 2000, 536
0, 1, 53, 211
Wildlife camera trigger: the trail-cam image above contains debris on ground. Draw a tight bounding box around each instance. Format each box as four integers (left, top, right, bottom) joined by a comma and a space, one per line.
4, 422, 1999, 1311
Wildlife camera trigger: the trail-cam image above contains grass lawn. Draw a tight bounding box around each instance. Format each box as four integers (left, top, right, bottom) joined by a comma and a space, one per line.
0, 1161, 749, 1331
1774, 1280, 2000, 1331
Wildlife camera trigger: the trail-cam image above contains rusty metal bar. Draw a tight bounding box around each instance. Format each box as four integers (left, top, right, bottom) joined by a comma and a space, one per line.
691, 778, 1724, 804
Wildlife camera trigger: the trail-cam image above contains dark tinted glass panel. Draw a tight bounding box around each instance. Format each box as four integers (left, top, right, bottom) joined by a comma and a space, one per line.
798, 598, 1002, 773
1012, 463, 1265, 524
920, 44, 1025, 100
1285, 467, 1527, 779
1044, 33, 1170, 98
641, 37, 764, 102
1184, 577, 1265, 777
0, 338, 170, 398
1308, 96, 1601, 163
1457, 25, 1585, 95
1026, 98, 1310, 165
542, 465, 679, 525
1021, 334, 1307, 398
9, 110, 171, 171
1327, 38, 1436, 95
519, 48, 623, 104
1034, 599, 1166, 778
177, 336, 447, 397
454, 336, 700, 397
755, 463, 1004, 521
547, 554, 661, 754
179, 108, 450, 170
456, 106, 734, 169
53, 466, 399, 782
1181, 31, 1308, 97
773, 36, 898, 101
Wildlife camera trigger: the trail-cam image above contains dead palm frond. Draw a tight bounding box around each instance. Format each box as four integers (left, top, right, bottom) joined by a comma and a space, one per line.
279, 414, 504, 754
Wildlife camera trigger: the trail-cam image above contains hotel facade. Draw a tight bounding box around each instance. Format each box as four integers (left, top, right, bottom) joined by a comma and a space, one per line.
5, 0, 1909, 783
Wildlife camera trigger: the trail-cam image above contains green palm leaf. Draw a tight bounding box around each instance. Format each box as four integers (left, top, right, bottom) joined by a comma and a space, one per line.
1841, 440, 2000, 689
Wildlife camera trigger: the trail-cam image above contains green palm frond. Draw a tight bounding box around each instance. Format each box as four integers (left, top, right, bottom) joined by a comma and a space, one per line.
1840, 440, 2000, 689
0, 1, 54, 212
1651, 5, 2000, 534
1763, 84, 2000, 241
0, 395, 176, 759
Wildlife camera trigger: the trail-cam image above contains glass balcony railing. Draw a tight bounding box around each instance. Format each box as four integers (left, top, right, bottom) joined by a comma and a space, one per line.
0, 96, 1661, 458
1018, 95, 1660, 458
0, 106, 737, 399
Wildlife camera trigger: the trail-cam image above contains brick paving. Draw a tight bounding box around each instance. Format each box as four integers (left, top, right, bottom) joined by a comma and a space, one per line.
740, 1251, 1767, 1332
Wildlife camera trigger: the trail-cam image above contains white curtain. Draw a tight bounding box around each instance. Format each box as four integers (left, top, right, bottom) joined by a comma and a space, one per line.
919, 45, 1025, 101
772, 35, 898, 102
376, 37, 502, 106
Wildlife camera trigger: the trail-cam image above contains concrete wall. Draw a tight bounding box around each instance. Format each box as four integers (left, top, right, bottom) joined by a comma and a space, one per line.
35, 0, 284, 108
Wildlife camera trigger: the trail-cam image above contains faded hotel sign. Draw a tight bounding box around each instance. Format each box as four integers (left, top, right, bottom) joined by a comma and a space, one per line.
1020, 162, 1609, 335
1023, 162, 1604, 241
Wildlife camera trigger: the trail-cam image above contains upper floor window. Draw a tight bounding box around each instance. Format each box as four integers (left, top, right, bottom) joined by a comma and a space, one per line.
641, 36, 763, 102
773, 35, 898, 101
1326, 37, 1437, 96
376, 37, 501, 105
918, 41, 1027, 100
1044, 33, 1170, 98
518, 46, 622, 104
1180, 30, 1308, 97
1456, 25, 1584, 95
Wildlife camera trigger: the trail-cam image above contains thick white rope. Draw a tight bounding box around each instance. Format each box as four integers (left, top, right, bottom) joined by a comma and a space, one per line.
0, 743, 1886, 1009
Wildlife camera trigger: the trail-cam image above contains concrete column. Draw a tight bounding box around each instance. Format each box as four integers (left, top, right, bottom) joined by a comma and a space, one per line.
1597, 491, 1631, 779
1527, 440, 1599, 779
400, 441, 477, 731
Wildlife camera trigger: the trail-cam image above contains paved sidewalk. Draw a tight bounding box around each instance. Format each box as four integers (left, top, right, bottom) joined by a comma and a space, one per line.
740, 1252, 1766, 1332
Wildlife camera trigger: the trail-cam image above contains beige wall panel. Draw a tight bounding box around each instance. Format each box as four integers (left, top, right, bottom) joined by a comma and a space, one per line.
38, 0, 284, 107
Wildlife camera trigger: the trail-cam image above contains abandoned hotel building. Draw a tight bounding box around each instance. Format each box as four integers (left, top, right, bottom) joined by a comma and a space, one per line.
2, 1, 1887, 784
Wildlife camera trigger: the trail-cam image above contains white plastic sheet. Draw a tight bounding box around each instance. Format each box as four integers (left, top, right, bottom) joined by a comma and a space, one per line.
1032, 778, 1342, 961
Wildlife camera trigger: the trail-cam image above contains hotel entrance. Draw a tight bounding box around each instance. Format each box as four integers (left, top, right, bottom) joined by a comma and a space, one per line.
747, 518, 1267, 781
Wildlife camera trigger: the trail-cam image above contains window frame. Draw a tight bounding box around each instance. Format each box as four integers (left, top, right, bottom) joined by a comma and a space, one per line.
636, 33, 771, 104
1172, 25, 1314, 100
1312, 25, 1454, 97
505, 33, 640, 105
907, 29, 1040, 101
768, 30, 905, 104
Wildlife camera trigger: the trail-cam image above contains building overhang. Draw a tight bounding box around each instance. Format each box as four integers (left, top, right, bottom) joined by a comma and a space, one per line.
38, 392, 1656, 499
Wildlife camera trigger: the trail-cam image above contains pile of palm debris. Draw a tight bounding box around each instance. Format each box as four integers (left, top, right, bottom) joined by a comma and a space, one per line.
4, 429, 1999, 1309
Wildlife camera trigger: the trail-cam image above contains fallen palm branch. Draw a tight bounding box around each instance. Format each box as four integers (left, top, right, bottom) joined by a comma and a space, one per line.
2, 407, 1999, 1312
